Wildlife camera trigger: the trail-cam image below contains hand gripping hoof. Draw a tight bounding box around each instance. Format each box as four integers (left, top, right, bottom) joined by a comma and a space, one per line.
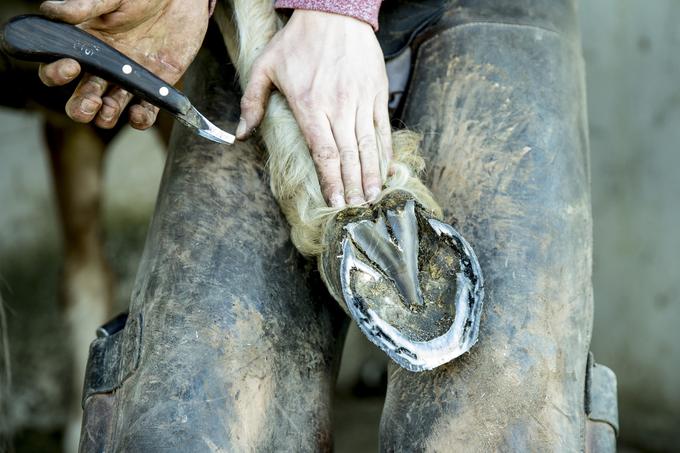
320, 191, 484, 372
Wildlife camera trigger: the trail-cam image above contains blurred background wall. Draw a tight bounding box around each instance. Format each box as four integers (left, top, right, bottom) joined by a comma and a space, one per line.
0, 0, 679, 452
581, 0, 680, 450
0, 115, 165, 450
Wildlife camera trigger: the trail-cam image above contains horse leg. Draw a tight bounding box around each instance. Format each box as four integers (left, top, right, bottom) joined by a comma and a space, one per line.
44, 118, 113, 453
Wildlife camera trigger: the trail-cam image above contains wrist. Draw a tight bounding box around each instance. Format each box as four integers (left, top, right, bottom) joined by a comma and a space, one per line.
290, 9, 372, 30
276, 0, 381, 31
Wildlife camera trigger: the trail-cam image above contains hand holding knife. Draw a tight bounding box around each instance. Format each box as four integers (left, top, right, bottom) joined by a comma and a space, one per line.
0, 14, 235, 145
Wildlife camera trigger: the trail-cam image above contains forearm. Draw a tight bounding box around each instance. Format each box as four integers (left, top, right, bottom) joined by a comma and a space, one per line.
274, 0, 382, 30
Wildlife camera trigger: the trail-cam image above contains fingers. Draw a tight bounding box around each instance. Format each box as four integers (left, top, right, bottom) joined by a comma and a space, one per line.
129, 101, 159, 130
293, 108, 345, 208
45, 67, 154, 128
290, 92, 387, 207
355, 104, 382, 202
40, 0, 122, 24
65, 74, 108, 123
237, 61, 273, 139
374, 91, 393, 174
39, 59, 80, 87
331, 114, 365, 205
96, 87, 133, 129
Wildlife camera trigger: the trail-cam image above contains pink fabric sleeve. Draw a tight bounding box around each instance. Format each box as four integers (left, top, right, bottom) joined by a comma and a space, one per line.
275, 0, 382, 31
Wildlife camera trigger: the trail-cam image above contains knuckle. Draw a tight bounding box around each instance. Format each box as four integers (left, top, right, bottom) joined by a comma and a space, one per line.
343, 177, 362, 191
338, 146, 358, 161
318, 171, 339, 187
102, 97, 122, 113
295, 91, 318, 111
111, 99, 124, 113
250, 60, 265, 75
66, 4, 89, 21
375, 116, 390, 132
74, 5, 88, 16
81, 79, 105, 95
242, 91, 264, 106
362, 170, 381, 183
335, 89, 352, 106
301, 122, 322, 144
60, 12, 80, 24
322, 183, 342, 199
343, 176, 362, 189
357, 134, 377, 151
241, 94, 264, 113
251, 60, 270, 80
317, 167, 339, 186
381, 136, 394, 153
115, 89, 132, 100
312, 144, 338, 162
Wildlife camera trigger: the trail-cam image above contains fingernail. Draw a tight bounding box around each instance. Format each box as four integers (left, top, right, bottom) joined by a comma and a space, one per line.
366, 187, 380, 201
59, 64, 78, 80
236, 117, 247, 138
99, 106, 114, 121
330, 193, 346, 208
80, 99, 98, 115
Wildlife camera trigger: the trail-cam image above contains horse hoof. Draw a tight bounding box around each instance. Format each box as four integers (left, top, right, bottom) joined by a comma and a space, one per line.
320, 191, 484, 372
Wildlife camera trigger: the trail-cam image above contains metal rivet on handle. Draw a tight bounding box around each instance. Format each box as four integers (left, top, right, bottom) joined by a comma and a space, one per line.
159, 86, 169, 97
122, 64, 132, 75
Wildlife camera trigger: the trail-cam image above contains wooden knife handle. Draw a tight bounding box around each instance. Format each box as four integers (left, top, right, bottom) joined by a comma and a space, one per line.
0, 14, 191, 115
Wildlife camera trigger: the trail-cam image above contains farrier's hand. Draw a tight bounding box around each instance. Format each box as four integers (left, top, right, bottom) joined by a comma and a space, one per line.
238, 10, 393, 207
38, 0, 210, 129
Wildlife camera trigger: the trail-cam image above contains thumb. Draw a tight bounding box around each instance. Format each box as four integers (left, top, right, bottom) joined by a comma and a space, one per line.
40, 0, 122, 24
237, 62, 273, 140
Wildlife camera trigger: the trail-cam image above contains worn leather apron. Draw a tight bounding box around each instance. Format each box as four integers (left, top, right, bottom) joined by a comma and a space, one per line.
79, 1, 618, 451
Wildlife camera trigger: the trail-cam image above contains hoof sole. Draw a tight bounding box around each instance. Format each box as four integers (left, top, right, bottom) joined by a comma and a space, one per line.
320, 192, 484, 372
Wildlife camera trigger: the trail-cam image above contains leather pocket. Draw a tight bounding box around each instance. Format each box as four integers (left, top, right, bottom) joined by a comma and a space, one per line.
79, 312, 142, 452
